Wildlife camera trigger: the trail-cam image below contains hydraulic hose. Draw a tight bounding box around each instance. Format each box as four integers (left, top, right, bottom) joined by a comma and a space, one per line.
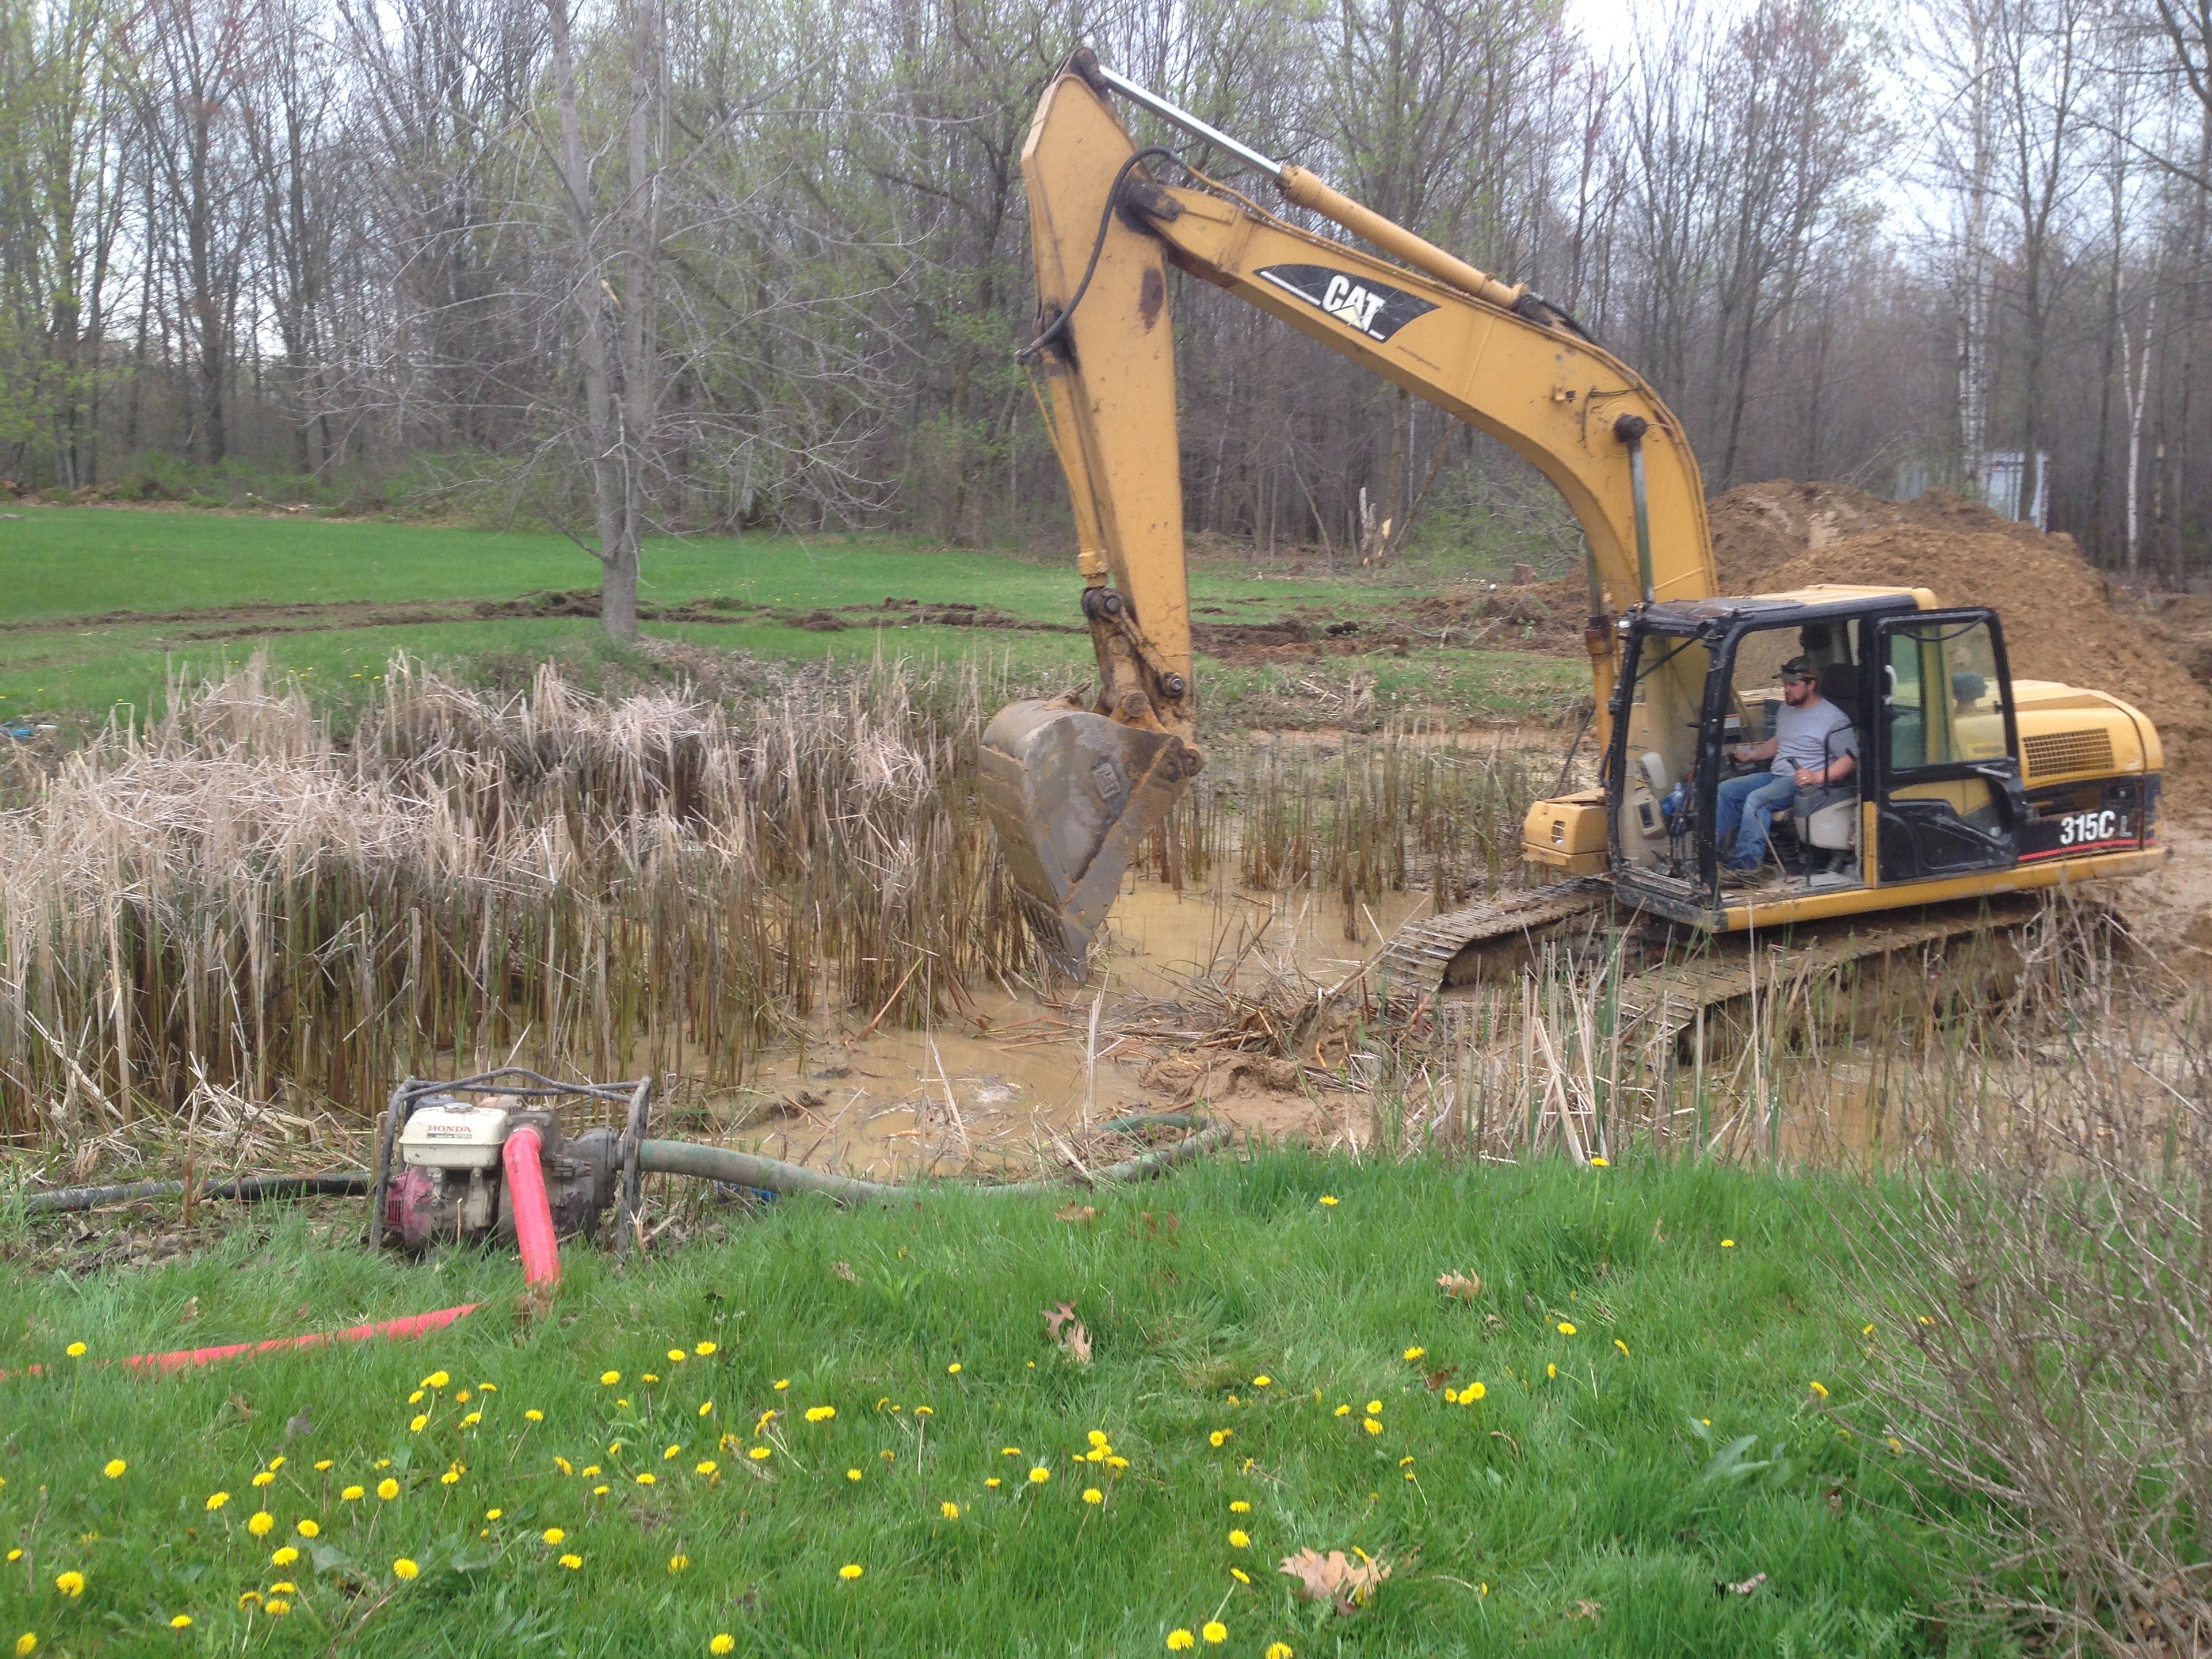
637, 1118, 1233, 1206
501, 1127, 561, 1288
16, 1171, 371, 1217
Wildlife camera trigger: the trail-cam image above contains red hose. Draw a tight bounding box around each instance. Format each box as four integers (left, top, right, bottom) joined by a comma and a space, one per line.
503, 1126, 561, 1288
5, 1301, 482, 1381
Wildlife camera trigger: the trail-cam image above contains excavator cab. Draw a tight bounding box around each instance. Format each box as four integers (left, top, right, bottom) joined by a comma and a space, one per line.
1603, 590, 2042, 922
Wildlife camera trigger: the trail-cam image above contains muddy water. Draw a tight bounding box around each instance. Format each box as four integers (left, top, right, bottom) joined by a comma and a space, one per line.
708, 878, 1429, 1182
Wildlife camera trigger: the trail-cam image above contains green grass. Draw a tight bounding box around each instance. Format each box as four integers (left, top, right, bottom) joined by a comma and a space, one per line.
0, 1154, 1967, 1656
0, 508, 1577, 728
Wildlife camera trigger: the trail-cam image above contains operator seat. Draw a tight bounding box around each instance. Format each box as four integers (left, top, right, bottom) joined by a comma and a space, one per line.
1802, 661, 1861, 853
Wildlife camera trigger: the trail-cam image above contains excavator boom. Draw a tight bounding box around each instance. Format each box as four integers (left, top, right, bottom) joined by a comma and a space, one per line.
986, 51, 1707, 968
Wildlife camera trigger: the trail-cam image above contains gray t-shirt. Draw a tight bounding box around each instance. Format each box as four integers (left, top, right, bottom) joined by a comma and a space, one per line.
1771, 697, 1856, 777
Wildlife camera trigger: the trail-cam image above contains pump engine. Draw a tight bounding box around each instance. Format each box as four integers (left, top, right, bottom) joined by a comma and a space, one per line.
382, 1094, 621, 1252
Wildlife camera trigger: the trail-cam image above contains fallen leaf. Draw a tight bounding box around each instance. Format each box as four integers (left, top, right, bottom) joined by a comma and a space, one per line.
832, 1261, 858, 1284
1717, 1572, 1767, 1597
1279, 1547, 1392, 1614
179, 1295, 199, 1323
1422, 1368, 1458, 1392
1567, 1599, 1605, 1622
1437, 1271, 1483, 1301
1054, 1204, 1097, 1224
228, 1392, 255, 1420
1042, 1301, 1093, 1366
285, 1408, 314, 1441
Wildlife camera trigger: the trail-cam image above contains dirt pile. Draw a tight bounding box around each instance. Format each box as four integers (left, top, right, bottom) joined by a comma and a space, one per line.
1710, 479, 2062, 592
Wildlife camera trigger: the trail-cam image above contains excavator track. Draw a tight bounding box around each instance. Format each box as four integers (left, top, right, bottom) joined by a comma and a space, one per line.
1376, 878, 1612, 988
1605, 895, 2044, 1048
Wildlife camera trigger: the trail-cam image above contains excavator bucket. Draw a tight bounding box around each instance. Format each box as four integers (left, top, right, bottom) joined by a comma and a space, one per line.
981, 695, 1195, 974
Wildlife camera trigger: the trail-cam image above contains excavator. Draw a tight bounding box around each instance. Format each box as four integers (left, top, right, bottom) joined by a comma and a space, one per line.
981, 50, 2168, 1008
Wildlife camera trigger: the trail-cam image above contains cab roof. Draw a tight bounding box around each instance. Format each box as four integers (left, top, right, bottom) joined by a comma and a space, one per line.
1638, 585, 1931, 632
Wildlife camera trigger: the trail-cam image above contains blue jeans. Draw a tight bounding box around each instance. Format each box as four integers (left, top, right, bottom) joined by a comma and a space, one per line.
1715, 772, 1796, 869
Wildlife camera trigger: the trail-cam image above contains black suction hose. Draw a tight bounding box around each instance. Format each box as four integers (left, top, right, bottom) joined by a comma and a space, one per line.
638, 1118, 1231, 1206
17, 1171, 371, 1217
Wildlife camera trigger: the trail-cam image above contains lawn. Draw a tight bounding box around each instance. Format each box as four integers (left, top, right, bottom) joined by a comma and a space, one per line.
0, 1153, 1962, 1657
0, 508, 1583, 727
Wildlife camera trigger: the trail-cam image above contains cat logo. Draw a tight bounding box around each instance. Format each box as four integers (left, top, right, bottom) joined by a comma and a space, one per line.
1255, 263, 1437, 343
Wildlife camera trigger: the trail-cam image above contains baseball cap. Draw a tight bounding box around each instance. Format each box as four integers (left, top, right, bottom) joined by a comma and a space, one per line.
1778, 656, 1816, 682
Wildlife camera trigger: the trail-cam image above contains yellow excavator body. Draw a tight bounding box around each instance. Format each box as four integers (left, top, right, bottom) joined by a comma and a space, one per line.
985, 51, 2165, 973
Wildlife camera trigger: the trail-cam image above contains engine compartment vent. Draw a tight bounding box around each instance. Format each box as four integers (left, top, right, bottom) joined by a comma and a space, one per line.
2022, 728, 2116, 779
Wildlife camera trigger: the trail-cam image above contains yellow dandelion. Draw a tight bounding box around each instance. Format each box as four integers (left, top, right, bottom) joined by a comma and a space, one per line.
699, 1401, 714, 1418
392, 1558, 419, 1580
296, 1519, 319, 1538
1082, 1488, 1103, 1504
1590, 1156, 1609, 1167
985, 1477, 1002, 1488
668, 1349, 686, 1364
1252, 1375, 1271, 1387
695, 1460, 718, 1477
1318, 1195, 1338, 1207
774, 1378, 790, 1391
947, 1362, 962, 1374
251, 1472, 275, 1488
941, 1500, 962, 1519
1809, 1380, 1829, 1399
1231, 1568, 1251, 1584
846, 1469, 862, 1482
53, 1572, 84, 1599
409, 1414, 429, 1433
1402, 1347, 1425, 1361
1202, 1621, 1227, 1644
1333, 1404, 1350, 1417
838, 1563, 863, 1580
710, 1637, 735, 1656
1366, 1401, 1382, 1414
264, 1599, 291, 1616
558, 1554, 581, 1570
102, 1460, 125, 1479
804, 1406, 836, 1423
1002, 1446, 1022, 1456
486, 1509, 503, 1520
377, 1479, 400, 1500
1208, 1430, 1231, 1448
169, 1615, 192, 1629
1228, 1529, 1249, 1548
1443, 1388, 1460, 1404
668, 1555, 689, 1574
271, 1547, 299, 1568
313, 1460, 333, 1472
1463, 1381, 1487, 1402
247, 1513, 274, 1538
636, 1473, 656, 1486
1614, 1339, 1630, 1357
342, 1486, 364, 1501
526, 1410, 545, 1422
1887, 1436, 1904, 1454
1557, 1322, 1576, 1336
455, 1391, 470, 1404
600, 1372, 621, 1386
426, 1371, 449, 1389
1721, 1239, 1735, 1249
65, 1342, 85, 1357
1361, 1418, 1382, 1435
204, 1492, 228, 1511
1167, 1631, 1195, 1651
748, 1447, 771, 1461
12, 1637, 32, 1657
592, 1486, 610, 1496
663, 1445, 680, 1460
462, 1412, 482, 1427
1027, 1467, 1050, 1485
586, 1463, 604, 1475
695, 1341, 717, 1356
542, 1528, 566, 1545
1229, 1500, 1250, 1513
1267, 1644, 1294, 1659
441, 1471, 459, 1487
408, 1390, 425, 1405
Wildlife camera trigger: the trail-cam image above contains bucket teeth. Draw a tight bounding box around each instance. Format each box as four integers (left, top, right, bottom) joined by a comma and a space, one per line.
979, 696, 1193, 975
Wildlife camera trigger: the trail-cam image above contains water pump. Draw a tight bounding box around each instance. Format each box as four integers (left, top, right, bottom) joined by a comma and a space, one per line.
371, 1071, 653, 1261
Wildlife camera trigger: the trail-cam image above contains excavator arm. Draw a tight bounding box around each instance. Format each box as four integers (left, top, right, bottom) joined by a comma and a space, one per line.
983, 52, 1717, 970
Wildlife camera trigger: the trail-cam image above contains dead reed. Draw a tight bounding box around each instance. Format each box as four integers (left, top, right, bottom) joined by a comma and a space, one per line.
0, 651, 1042, 1138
